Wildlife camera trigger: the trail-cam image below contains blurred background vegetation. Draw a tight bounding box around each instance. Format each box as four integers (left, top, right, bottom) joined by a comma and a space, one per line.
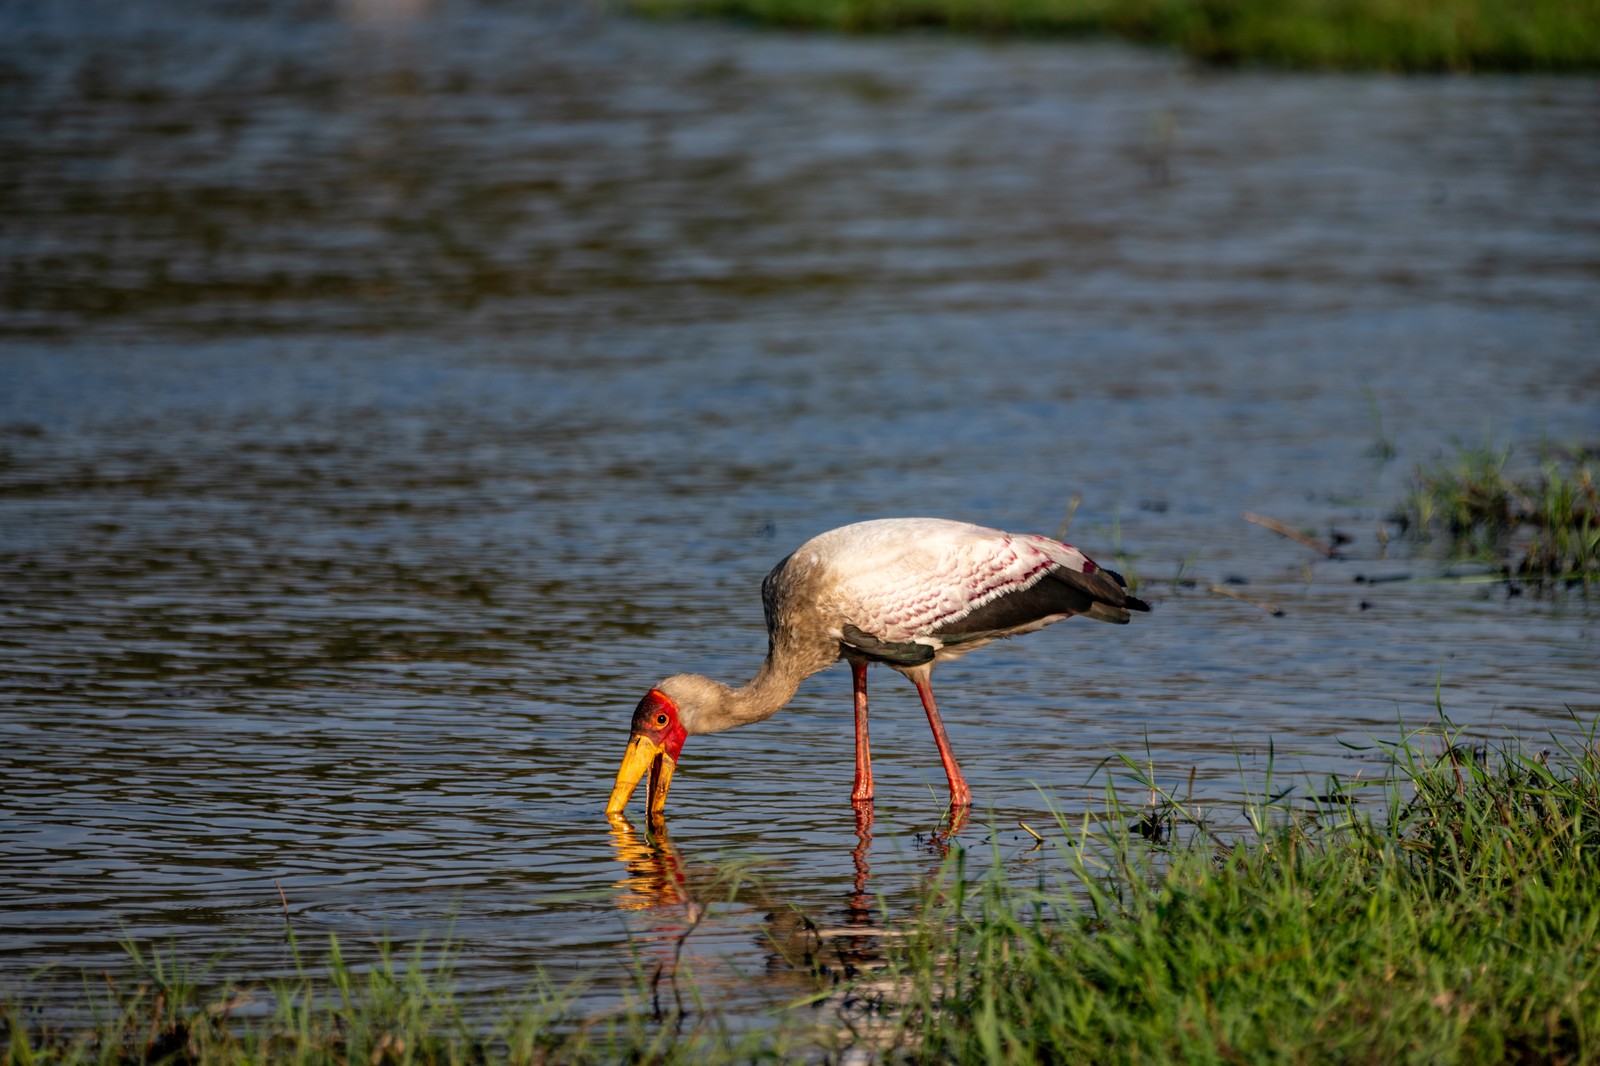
635, 0, 1600, 71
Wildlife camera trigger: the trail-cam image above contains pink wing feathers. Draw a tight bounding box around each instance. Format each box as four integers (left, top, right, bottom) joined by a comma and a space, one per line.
821, 519, 1097, 643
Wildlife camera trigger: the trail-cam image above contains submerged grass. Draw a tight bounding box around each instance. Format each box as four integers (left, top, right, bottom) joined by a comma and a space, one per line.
8, 720, 1600, 1063
1399, 442, 1600, 585
631, 0, 1600, 71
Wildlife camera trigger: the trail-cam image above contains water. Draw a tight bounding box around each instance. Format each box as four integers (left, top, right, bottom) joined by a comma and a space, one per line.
2, 0, 1597, 1020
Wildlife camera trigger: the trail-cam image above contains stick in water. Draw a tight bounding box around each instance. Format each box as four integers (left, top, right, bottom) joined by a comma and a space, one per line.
1243, 512, 1336, 557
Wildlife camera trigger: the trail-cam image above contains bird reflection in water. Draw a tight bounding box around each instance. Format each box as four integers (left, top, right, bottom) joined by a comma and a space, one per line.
847, 803, 872, 917
606, 803, 970, 1000
606, 813, 694, 913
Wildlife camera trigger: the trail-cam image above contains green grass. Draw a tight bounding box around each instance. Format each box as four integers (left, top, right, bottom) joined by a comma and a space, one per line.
880, 724, 1600, 1062
9, 720, 1600, 1063
631, 0, 1600, 72
2, 934, 786, 1065
1399, 442, 1600, 584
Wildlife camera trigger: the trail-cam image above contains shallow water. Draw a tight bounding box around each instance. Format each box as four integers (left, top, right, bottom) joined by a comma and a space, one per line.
2, 0, 1598, 1020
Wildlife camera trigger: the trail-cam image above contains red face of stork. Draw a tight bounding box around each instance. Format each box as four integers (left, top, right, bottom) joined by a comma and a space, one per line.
605, 688, 688, 819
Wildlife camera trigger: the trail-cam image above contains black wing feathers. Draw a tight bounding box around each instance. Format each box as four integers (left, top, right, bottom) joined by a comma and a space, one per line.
933, 564, 1149, 644
842, 624, 938, 666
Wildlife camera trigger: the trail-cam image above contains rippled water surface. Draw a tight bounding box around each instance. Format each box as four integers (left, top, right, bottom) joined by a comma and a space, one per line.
2, 0, 1598, 1017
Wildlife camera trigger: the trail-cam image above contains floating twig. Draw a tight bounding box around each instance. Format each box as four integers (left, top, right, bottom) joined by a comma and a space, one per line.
1243, 512, 1337, 557
1209, 584, 1284, 617
1354, 572, 1412, 585
1018, 821, 1044, 842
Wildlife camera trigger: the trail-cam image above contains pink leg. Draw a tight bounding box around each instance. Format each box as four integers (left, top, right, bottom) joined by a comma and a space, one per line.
850, 659, 874, 805
912, 674, 971, 809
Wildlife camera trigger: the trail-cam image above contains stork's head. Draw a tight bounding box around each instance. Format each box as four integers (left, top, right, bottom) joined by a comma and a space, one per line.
605, 685, 689, 819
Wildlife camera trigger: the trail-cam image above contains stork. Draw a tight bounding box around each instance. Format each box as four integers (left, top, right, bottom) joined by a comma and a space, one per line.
606, 517, 1149, 818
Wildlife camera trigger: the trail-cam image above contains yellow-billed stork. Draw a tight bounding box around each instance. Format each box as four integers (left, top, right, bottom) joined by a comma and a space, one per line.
606, 517, 1149, 818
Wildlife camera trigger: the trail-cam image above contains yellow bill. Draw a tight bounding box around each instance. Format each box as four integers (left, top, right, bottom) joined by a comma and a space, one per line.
606, 733, 676, 818
607, 687, 687, 819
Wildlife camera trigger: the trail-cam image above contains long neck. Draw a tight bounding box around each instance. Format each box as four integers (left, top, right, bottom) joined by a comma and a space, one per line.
678, 651, 814, 735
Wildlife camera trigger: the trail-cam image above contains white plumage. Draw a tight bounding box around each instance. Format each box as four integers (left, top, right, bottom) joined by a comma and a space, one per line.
606, 517, 1150, 819
795, 518, 1098, 650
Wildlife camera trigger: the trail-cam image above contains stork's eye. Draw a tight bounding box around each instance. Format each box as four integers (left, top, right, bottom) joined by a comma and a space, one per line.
656, 713, 668, 726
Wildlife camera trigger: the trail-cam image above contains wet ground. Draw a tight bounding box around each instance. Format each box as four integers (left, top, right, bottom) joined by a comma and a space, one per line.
2, 0, 1598, 1020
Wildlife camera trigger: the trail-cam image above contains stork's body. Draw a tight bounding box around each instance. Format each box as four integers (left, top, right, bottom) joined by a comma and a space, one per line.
606, 517, 1149, 817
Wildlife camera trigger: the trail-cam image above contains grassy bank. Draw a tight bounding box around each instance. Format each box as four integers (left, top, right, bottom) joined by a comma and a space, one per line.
1, 937, 789, 1066
887, 726, 1600, 1061
8, 722, 1600, 1063
632, 0, 1600, 72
